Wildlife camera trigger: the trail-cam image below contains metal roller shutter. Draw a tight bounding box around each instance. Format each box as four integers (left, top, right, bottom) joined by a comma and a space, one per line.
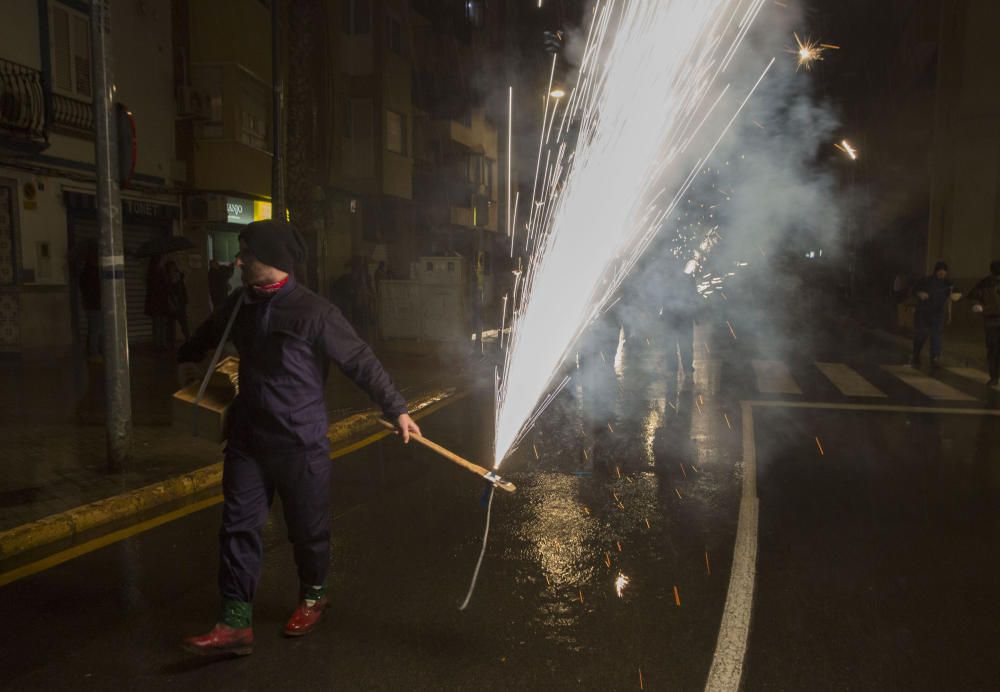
73, 221, 169, 345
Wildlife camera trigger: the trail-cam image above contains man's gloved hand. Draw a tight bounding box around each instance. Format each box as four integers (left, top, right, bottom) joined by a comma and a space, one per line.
916, 291, 930, 300
178, 362, 203, 388
972, 304, 984, 314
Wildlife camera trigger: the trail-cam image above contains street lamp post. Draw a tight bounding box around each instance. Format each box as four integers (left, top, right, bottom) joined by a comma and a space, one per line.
91, 0, 132, 472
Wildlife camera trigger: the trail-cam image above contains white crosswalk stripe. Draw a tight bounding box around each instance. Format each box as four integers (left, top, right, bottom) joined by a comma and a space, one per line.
882, 366, 976, 401
945, 366, 1000, 391
815, 362, 886, 398
751, 360, 801, 395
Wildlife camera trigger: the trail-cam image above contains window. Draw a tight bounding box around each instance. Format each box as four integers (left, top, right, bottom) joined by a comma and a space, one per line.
49, 1, 92, 100
341, 0, 371, 35
239, 79, 270, 151
385, 15, 402, 55
385, 110, 405, 155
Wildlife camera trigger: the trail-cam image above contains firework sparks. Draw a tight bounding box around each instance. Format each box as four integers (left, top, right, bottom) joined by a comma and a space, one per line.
724, 412, 732, 429
673, 585, 682, 606
605, 551, 613, 568
788, 32, 837, 71
834, 139, 858, 160
615, 572, 630, 597
493, 0, 774, 467
815, 436, 825, 456
639, 668, 645, 689
705, 550, 712, 575
726, 320, 738, 340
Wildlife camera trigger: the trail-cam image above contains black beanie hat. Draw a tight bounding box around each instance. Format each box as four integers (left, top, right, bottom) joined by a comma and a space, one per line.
933, 260, 948, 273
239, 220, 306, 273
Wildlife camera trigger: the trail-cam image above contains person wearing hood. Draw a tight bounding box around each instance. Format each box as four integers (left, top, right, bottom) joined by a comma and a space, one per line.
967, 259, 1000, 386
910, 260, 962, 368
177, 220, 420, 656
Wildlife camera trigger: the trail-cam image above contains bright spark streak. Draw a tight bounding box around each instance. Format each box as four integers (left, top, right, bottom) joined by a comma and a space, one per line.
834, 139, 858, 160
615, 572, 630, 597
788, 32, 831, 71
493, 0, 772, 466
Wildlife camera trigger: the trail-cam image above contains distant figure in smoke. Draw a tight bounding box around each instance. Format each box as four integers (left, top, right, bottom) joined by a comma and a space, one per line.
662, 265, 699, 382
967, 259, 1000, 385
208, 258, 235, 310
577, 300, 623, 470
910, 261, 962, 368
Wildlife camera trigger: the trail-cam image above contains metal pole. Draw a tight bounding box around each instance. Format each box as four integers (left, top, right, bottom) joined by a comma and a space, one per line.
271, 0, 285, 217
91, 0, 132, 472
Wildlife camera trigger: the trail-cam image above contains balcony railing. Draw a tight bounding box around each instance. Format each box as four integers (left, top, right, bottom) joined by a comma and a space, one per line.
51, 92, 94, 133
0, 58, 46, 144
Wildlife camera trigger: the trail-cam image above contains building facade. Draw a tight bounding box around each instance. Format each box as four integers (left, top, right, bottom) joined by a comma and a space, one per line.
0, 0, 178, 354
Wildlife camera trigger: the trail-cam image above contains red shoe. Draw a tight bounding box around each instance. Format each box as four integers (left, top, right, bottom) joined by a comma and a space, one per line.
283, 597, 330, 637
182, 624, 254, 656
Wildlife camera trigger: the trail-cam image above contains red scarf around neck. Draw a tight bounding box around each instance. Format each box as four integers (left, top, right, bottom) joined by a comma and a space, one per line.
250, 275, 289, 298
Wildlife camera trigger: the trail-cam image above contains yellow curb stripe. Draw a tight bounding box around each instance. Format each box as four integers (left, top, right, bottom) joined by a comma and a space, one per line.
0, 390, 466, 587
0, 496, 224, 588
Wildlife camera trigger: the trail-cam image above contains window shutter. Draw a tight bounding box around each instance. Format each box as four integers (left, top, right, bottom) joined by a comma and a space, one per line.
52, 7, 72, 92
72, 13, 91, 97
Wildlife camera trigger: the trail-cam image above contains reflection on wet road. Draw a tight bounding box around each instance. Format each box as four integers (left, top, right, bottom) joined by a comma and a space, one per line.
3, 321, 1000, 689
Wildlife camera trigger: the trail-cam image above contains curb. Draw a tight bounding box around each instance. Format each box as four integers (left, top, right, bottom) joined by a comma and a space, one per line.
0, 388, 461, 562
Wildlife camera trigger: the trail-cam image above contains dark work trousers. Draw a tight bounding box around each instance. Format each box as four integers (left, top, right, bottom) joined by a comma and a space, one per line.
985, 320, 1000, 380
664, 314, 695, 373
218, 446, 332, 604
913, 312, 945, 360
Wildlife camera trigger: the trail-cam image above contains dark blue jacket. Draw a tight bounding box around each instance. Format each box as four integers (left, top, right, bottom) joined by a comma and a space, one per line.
913, 275, 954, 319
178, 277, 407, 452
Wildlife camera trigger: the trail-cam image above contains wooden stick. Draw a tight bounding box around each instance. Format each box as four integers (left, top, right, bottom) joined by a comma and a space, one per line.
378, 420, 516, 493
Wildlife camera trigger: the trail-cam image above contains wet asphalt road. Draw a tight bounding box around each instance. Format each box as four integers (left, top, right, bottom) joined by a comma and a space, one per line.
2, 313, 999, 691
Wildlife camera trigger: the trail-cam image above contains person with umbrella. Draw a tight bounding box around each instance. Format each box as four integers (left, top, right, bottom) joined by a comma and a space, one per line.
178, 220, 420, 656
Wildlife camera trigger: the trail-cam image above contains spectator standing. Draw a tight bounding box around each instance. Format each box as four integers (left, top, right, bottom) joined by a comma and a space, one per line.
910, 260, 962, 368
208, 258, 235, 310
145, 255, 171, 350
166, 260, 190, 345
968, 260, 1000, 386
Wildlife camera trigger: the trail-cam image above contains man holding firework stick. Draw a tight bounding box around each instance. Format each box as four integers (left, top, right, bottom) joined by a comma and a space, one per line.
178, 220, 420, 656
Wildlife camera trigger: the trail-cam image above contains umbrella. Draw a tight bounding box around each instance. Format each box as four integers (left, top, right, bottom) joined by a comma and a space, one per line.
133, 235, 195, 258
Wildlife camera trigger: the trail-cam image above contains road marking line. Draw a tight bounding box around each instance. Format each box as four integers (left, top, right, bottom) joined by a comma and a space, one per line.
946, 366, 1000, 390
0, 399, 461, 588
815, 362, 886, 397
882, 365, 975, 401
693, 358, 721, 393
705, 401, 758, 691
705, 400, 1000, 692
0, 496, 223, 588
750, 360, 801, 395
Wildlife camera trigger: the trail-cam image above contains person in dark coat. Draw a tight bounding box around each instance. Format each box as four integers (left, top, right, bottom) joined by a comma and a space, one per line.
208, 258, 235, 310
145, 255, 171, 350
166, 260, 189, 344
968, 259, 1000, 385
179, 220, 420, 656
79, 244, 102, 360
911, 260, 962, 368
